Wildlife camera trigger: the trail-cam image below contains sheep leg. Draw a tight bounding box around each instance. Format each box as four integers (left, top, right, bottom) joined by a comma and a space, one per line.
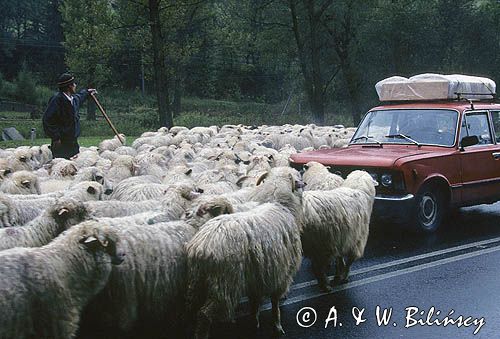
333, 257, 347, 285
339, 255, 356, 283
311, 257, 332, 292
271, 292, 285, 336
248, 295, 262, 329
194, 300, 216, 339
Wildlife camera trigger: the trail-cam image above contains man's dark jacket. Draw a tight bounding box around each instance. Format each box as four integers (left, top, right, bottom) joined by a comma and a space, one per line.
42, 89, 89, 141
42, 89, 89, 159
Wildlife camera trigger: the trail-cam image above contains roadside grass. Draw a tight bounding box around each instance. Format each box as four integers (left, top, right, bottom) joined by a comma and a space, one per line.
0, 89, 356, 149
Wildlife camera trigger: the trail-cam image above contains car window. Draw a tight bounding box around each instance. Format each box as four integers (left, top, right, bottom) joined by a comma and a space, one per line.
460, 112, 493, 145
352, 109, 458, 146
491, 110, 500, 143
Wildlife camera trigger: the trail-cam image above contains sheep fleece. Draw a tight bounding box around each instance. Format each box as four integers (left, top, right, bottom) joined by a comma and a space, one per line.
187, 203, 302, 320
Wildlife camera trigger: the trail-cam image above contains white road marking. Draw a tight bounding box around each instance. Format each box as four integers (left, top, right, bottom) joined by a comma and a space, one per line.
256, 243, 500, 312
290, 236, 500, 291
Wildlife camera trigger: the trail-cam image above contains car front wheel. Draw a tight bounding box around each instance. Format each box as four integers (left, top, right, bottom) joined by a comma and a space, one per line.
413, 185, 447, 233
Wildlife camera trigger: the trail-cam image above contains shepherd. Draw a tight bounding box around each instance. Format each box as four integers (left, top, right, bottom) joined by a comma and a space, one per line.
42, 73, 97, 159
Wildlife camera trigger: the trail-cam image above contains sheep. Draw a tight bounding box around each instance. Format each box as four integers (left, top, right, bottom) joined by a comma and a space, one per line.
0, 170, 41, 195
107, 175, 161, 200
98, 134, 126, 152
107, 155, 135, 183
69, 166, 114, 195
302, 161, 344, 190
85, 182, 201, 219
48, 158, 78, 178
301, 170, 377, 292
0, 198, 89, 251
133, 153, 169, 178
0, 220, 125, 339
186, 171, 304, 338
71, 149, 99, 168
6, 148, 35, 172
0, 181, 103, 227
82, 214, 223, 335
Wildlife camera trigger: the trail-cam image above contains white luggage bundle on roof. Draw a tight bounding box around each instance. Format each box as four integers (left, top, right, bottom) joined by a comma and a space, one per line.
375, 73, 496, 102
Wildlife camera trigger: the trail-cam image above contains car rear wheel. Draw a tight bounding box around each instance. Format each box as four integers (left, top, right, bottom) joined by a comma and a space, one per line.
413, 184, 447, 233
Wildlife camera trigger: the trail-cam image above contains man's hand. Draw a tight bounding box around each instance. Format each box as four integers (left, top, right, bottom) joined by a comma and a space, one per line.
88, 88, 98, 95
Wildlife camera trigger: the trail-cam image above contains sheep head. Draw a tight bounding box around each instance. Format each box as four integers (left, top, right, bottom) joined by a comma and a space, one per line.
78, 223, 125, 265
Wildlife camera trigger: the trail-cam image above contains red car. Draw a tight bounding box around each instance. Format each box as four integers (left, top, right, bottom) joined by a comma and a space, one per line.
290, 76, 500, 232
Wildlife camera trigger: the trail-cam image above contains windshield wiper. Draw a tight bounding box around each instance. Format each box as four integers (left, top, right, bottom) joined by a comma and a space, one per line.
351, 135, 382, 145
385, 133, 420, 147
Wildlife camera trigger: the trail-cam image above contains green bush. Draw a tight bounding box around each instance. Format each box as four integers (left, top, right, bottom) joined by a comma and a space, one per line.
14, 67, 38, 105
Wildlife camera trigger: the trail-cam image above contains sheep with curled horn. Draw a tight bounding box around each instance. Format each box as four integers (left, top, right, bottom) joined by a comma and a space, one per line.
0, 221, 125, 339
186, 168, 304, 338
301, 170, 377, 292
0, 198, 89, 251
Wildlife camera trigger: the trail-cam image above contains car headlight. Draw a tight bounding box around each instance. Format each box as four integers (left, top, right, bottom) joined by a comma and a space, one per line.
381, 173, 393, 187
369, 172, 378, 183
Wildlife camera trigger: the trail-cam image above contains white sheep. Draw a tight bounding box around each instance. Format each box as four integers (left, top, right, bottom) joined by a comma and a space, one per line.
301, 170, 377, 291
0, 181, 103, 227
98, 134, 126, 152
302, 161, 344, 190
0, 198, 89, 251
0, 221, 125, 338
0, 170, 41, 195
186, 172, 303, 338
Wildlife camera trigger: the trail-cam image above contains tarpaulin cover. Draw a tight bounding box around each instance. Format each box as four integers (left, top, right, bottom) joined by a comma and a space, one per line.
375, 74, 496, 101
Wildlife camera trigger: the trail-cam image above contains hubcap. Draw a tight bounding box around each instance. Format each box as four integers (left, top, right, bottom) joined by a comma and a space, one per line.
420, 193, 437, 227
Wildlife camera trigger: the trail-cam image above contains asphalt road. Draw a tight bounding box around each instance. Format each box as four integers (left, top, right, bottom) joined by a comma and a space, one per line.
78, 201, 500, 339
209, 201, 500, 339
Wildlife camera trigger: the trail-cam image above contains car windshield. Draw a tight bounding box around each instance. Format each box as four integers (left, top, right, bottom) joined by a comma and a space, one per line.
351, 109, 459, 146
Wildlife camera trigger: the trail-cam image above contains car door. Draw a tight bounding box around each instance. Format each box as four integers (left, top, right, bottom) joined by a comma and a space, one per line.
459, 110, 500, 205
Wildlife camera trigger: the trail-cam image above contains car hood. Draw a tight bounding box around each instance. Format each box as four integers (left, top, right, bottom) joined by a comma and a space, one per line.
289, 145, 453, 168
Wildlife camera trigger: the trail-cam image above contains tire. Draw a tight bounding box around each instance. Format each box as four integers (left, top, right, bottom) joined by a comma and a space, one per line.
413, 184, 447, 233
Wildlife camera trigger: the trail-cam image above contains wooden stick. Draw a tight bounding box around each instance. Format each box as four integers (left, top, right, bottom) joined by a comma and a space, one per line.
89, 92, 125, 145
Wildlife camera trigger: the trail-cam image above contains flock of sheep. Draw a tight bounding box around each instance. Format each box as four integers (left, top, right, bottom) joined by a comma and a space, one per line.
0, 123, 377, 339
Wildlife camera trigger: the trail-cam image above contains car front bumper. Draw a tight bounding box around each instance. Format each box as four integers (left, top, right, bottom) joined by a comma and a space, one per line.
373, 193, 415, 223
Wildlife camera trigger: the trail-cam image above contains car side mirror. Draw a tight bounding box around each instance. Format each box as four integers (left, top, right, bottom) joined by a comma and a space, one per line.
460, 135, 479, 150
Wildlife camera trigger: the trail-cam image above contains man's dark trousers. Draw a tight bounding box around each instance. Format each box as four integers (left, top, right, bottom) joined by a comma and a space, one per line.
50, 138, 79, 159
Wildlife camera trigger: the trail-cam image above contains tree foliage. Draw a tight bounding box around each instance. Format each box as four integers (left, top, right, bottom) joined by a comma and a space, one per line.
1, 0, 500, 126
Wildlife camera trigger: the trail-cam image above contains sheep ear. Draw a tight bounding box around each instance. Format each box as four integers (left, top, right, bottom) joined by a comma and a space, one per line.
255, 172, 269, 186
185, 190, 201, 201
87, 186, 97, 194
81, 235, 98, 244
93, 229, 109, 247
21, 180, 31, 188
80, 236, 100, 251
235, 176, 248, 188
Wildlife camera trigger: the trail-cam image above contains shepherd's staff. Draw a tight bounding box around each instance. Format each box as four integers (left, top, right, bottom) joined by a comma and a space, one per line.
89, 92, 125, 145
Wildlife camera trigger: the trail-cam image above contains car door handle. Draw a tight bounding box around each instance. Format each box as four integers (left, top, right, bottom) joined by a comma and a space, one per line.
493, 152, 500, 160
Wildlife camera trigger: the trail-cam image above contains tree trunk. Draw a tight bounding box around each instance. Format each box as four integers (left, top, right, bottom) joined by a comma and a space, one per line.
288, 0, 328, 125
148, 0, 173, 128
173, 70, 182, 118
86, 99, 96, 121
